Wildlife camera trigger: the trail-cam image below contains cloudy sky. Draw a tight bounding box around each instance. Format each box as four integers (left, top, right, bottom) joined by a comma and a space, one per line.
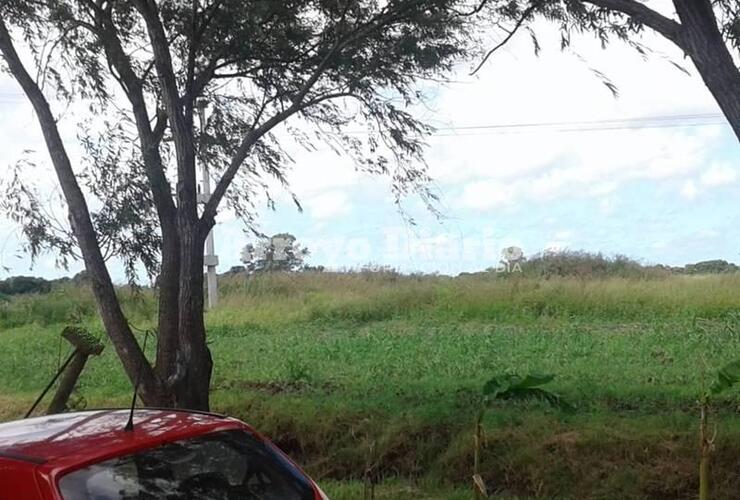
0, 11, 738, 280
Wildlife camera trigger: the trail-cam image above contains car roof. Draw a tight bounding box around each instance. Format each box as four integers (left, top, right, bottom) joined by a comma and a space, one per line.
0, 409, 245, 468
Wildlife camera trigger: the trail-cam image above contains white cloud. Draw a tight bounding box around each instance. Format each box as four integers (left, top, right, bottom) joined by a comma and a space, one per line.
553, 230, 574, 241
460, 180, 516, 210
680, 180, 699, 200
700, 164, 737, 187
668, 164, 738, 203
453, 124, 718, 211
589, 182, 619, 197
305, 191, 351, 220
599, 197, 617, 216
544, 229, 575, 253
422, 20, 725, 212
286, 151, 364, 197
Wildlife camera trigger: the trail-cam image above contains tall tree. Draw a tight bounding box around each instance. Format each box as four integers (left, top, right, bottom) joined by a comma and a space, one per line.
0, 0, 484, 410
474, 0, 740, 141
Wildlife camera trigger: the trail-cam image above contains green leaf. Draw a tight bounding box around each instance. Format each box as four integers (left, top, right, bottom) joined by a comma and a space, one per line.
516, 373, 556, 388
482, 372, 573, 412
482, 374, 516, 397
483, 372, 555, 395
710, 359, 740, 395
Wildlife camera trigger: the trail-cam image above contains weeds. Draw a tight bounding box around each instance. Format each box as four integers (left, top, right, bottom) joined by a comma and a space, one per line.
285, 357, 313, 385
473, 374, 570, 498
698, 359, 740, 500
5, 273, 740, 330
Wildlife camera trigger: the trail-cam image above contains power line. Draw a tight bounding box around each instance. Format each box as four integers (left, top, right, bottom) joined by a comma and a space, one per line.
0, 90, 727, 134
341, 112, 727, 136
432, 119, 727, 136
437, 113, 721, 129
433, 114, 727, 135
431, 113, 723, 131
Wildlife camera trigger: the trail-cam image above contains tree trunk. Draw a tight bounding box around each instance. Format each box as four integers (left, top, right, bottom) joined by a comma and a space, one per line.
90, 13, 183, 407
152, 235, 182, 405
131, 0, 214, 409
47, 351, 89, 414
172, 220, 213, 410
673, 0, 740, 141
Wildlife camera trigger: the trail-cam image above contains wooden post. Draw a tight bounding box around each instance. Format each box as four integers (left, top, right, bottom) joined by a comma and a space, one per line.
47, 351, 89, 414
699, 402, 711, 500
473, 411, 487, 498
45, 327, 104, 415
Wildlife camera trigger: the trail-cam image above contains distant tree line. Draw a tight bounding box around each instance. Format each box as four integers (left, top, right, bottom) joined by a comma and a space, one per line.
0, 271, 88, 299
0, 276, 51, 297
487, 251, 740, 280
2, 253, 739, 298
684, 260, 739, 275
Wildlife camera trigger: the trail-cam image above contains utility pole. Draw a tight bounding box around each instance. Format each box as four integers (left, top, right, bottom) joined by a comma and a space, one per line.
197, 100, 218, 309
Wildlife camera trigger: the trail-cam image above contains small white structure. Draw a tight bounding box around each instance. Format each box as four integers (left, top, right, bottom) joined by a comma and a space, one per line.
501, 246, 524, 264
240, 233, 307, 273
498, 246, 524, 274
269, 235, 292, 262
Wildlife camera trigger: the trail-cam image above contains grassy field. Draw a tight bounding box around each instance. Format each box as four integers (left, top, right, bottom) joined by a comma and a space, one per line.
3, 271, 740, 498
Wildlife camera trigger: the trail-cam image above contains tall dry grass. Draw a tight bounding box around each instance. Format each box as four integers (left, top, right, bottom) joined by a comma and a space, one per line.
3, 270, 740, 331
208, 271, 740, 327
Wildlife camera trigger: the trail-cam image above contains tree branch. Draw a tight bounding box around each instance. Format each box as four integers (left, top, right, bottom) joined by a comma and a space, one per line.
199, 2, 431, 227
133, 0, 199, 218
83, 2, 177, 227
471, 2, 538, 75
299, 91, 363, 110
132, 0, 184, 124
184, 0, 200, 121
451, 0, 493, 17
190, 47, 230, 99
199, 103, 300, 228
199, 39, 347, 227
582, 0, 682, 44
152, 108, 169, 142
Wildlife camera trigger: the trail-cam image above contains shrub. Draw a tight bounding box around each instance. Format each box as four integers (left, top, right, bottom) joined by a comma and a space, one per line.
518, 250, 668, 279
0, 276, 52, 296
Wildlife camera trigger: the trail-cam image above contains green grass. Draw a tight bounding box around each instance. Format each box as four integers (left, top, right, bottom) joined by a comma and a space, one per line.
321, 479, 487, 499
3, 272, 740, 498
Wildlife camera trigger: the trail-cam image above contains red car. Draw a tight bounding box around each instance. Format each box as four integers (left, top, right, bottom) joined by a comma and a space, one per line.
0, 408, 328, 499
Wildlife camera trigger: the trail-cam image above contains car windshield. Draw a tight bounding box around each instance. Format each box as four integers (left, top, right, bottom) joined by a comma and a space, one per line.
58, 429, 315, 500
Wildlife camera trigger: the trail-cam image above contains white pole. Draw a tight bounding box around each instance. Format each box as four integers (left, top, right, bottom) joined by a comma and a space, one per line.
197, 100, 218, 309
